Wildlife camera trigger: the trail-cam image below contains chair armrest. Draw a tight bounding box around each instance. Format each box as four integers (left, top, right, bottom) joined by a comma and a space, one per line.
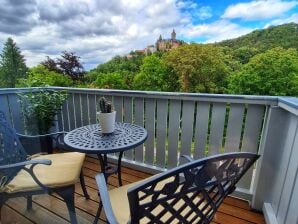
0, 159, 51, 170
95, 173, 118, 224
180, 155, 194, 163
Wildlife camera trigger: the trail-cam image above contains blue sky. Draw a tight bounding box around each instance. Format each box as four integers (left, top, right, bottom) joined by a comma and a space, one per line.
177, 0, 298, 43
0, 0, 297, 70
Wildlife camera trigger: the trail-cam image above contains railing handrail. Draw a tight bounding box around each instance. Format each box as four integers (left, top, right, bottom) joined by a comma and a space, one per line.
0, 87, 280, 105
278, 97, 298, 116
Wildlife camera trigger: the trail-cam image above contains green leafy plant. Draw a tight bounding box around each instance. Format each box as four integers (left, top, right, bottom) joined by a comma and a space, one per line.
18, 89, 68, 134
98, 97, 113, 113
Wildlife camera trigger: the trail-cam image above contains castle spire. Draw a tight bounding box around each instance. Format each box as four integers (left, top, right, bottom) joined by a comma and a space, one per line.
171, 29, 176, 40
159, 34, 162, 41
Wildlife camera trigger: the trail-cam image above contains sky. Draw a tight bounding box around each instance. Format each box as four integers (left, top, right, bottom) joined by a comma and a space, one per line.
0, 0, 297, 70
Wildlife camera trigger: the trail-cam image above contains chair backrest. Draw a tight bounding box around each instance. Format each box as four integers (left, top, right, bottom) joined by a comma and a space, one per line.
0, 111, 27, 186
127, 152, 259, 224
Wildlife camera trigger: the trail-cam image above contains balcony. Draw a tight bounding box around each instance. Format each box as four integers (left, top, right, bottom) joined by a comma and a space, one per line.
1, 87, 298, 224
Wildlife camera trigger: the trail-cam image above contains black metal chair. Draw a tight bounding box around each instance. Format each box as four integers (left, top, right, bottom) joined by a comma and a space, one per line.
94, 152, 259, 224
0, 111, 86, 224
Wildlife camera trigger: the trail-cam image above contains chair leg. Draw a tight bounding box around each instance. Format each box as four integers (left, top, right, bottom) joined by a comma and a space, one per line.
27, 196, 33, 210
57, 186, 77, 224
80, 170, 90, 199
93, 201, 102, 224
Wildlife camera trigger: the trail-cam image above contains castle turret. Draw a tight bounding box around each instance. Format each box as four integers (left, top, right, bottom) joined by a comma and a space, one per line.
158, 34, 162, 41
171, 29, 176, 40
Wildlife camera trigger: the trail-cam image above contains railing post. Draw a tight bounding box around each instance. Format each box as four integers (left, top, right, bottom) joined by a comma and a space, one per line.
251, 106, 290, 210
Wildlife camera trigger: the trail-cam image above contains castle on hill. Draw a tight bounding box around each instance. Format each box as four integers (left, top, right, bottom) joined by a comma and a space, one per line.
127, 29, 184, 58
155, 29, 183, 52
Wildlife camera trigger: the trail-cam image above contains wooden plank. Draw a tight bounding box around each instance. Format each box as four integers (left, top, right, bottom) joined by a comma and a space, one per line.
75, 183, 101, 202
0, 94, 11, 124
83, 162, 143, 184
61, 100, 70, 131
144, 98, 155, 165
218, 203, 265, 224
156, 99, 168, 168
73, 93, 82, 128
67, 93, 76, 130
81, 93, 89, 126
277, 120, 298, 223
8, 93, 24, 133
83, 167, 130, 187
223, 197, 250, 210
88, 94, 97, 124
180, 100, 195, 160
208, 103, 226, 155
225, 104, 245, 152
123, 97, 133, 160
85, 156, 151, 179
241, 105, 264, 152
134, 97, 144, 163
2, 205, 33, 224
213, 211, 255, 224
113, 96, 123, 122
56, 106, 64, 132
6, 197, 69, 224
167, 100, 181, 168
194, 102, 210, 159
285, 163, 298, 224
33, 194, 102, 223
270, 115, 297, 214
237, 105, 264, 189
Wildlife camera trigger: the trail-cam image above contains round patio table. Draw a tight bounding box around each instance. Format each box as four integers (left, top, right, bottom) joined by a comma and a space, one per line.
64, 122, 147, 186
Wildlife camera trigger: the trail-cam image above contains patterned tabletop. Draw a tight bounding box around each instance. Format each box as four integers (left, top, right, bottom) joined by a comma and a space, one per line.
64, 123, 147, 154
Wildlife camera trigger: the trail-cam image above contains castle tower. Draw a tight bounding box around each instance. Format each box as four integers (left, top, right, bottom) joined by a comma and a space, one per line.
158, 34, 162, 41
171, 29, 176, 40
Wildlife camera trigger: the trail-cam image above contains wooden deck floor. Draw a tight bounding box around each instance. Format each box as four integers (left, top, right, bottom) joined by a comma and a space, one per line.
2, 156, 265, 224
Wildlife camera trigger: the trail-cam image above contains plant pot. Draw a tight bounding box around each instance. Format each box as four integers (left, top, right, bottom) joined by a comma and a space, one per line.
97, 111, 116, 134
40, 135, 54, 154
20, 135, 53, 155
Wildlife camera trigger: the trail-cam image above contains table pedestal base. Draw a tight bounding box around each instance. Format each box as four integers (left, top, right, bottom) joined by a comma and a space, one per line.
97, 151, 124, 186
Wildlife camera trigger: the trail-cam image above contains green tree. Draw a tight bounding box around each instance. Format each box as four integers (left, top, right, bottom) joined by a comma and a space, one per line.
92, 72, 128, 89
89, 54, 144, 88
41, 51, 85, 81
163, 44, 229, 93
133, 54, 178, 91
228, 47, 298, 96
231, 46, 260, 64
218, 23, 298, 52
0, 38, 28, 87
17, 65, 73, 87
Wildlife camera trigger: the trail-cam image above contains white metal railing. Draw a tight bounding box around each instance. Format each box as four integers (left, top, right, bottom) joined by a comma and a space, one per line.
2, 87, 298, 223
0, 87, 277, 199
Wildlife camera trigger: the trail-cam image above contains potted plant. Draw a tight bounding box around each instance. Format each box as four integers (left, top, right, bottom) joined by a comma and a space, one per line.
97, 97, 116, 134
18, 89, 68, 154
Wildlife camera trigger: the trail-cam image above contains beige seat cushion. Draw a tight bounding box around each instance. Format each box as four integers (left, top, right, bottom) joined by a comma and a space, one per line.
3, 152, 85, 193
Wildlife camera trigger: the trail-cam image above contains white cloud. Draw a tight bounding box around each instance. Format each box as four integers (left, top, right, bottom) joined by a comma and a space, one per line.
0, 0, 189, 69
222, 0, 298, 20
0, 0, 296, 69
197, 6, 212, 20
176, 0, 198, 9
265, 13, 298, 27
184, 20, 253, 42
